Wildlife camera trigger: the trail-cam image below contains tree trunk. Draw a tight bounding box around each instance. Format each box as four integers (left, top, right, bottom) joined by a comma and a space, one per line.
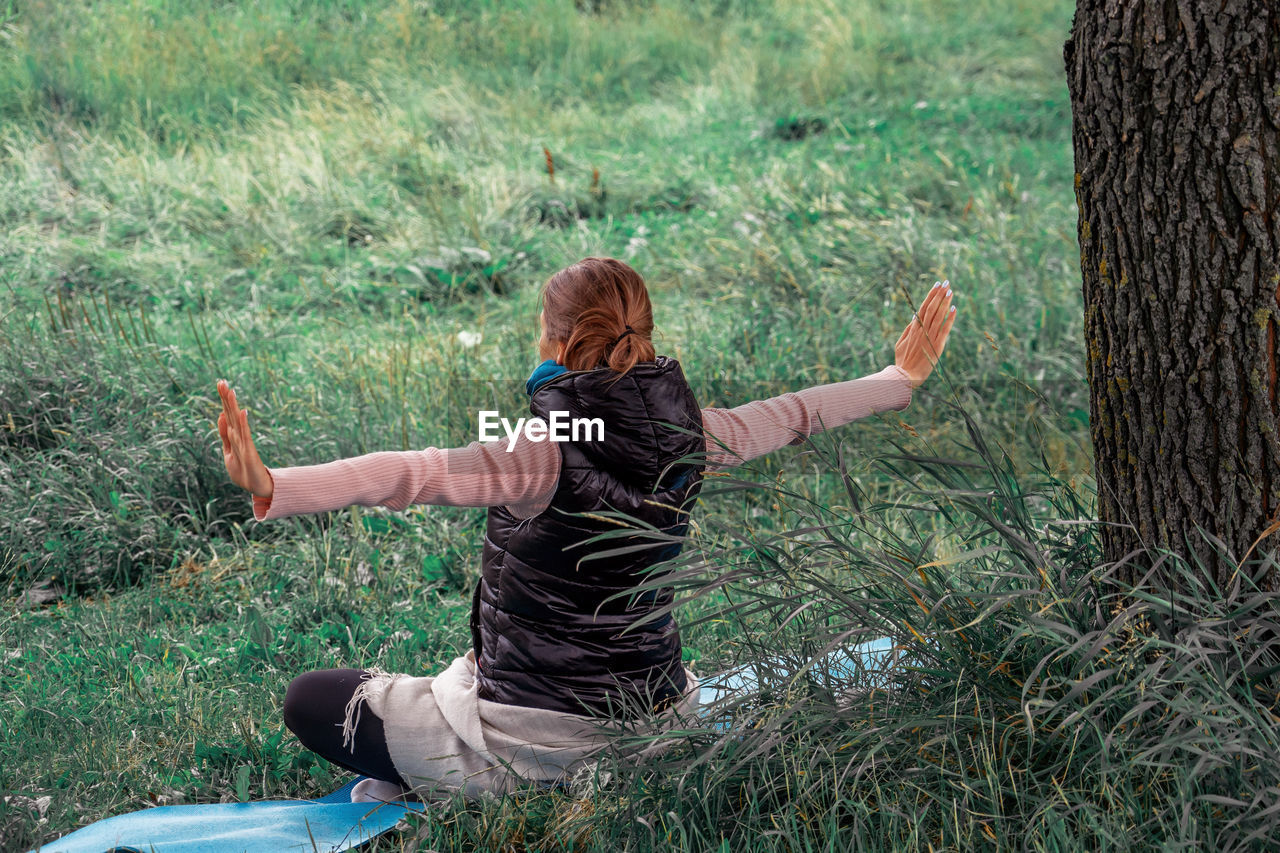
1065, 1, 1280, 587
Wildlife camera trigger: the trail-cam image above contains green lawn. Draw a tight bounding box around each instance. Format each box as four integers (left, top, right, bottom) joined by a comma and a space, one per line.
14, 1, 1242, 849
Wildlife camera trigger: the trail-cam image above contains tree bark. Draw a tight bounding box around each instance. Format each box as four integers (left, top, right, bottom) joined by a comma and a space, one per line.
1065, 1, 1280, 587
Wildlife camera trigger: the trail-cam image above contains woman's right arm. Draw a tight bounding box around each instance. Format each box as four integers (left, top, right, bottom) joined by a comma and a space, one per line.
701, 365, 914, 468
701, 281, 956, 469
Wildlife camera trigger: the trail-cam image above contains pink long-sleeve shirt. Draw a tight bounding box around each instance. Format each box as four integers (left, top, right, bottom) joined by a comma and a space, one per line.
252, 364, 913, 521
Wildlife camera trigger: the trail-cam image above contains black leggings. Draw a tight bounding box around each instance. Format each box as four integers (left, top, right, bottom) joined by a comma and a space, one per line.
282, 668, 402, 784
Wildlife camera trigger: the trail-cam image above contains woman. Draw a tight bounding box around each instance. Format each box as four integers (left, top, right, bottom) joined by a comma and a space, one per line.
217, 258, 956, 800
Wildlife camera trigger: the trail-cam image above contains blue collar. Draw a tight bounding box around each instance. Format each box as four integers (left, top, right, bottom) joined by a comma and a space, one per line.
525, 359, 569, 396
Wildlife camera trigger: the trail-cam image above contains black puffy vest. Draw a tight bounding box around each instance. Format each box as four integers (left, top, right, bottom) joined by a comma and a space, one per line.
470, 356, 705, 718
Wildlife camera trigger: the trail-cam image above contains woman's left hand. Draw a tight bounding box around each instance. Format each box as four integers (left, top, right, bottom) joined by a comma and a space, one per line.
217, 379, 274, 498
895, 281, 957, 389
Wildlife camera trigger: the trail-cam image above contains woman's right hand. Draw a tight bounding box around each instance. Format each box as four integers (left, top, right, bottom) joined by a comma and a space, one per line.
217, 379, 274, 498
895, 281, 957, 389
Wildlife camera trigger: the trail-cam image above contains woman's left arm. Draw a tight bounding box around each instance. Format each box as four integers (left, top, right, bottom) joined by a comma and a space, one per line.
252, 438, 562, 521
217, 380, 561, 521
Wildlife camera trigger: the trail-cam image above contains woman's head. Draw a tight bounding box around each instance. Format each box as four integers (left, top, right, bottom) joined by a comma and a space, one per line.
539, 257, 656, 373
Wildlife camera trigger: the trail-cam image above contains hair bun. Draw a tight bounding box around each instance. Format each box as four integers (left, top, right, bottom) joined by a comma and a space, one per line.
541, 257, 655, 374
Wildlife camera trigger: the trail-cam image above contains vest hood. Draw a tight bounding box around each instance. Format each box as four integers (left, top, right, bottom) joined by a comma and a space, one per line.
529, 356, 703, 492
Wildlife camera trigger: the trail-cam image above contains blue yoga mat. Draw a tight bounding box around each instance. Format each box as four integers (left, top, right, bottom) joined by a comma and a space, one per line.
35, 638, 898, 853
33, 778, 424, 853
695, 637, 898, 722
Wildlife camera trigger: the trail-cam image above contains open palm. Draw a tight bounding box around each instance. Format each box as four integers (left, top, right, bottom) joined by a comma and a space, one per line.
895, 281, 957, 389
217, 379, 274, 498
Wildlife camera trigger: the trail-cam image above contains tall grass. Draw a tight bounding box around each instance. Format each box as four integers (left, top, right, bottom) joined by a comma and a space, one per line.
0, 0, 1065, 141
0, 291, 534, 594
395, 405, 1280, 851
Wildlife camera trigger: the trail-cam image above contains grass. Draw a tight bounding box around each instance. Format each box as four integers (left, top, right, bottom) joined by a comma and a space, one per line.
564, 422, 1280, 851
13, 0, 1264, 849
